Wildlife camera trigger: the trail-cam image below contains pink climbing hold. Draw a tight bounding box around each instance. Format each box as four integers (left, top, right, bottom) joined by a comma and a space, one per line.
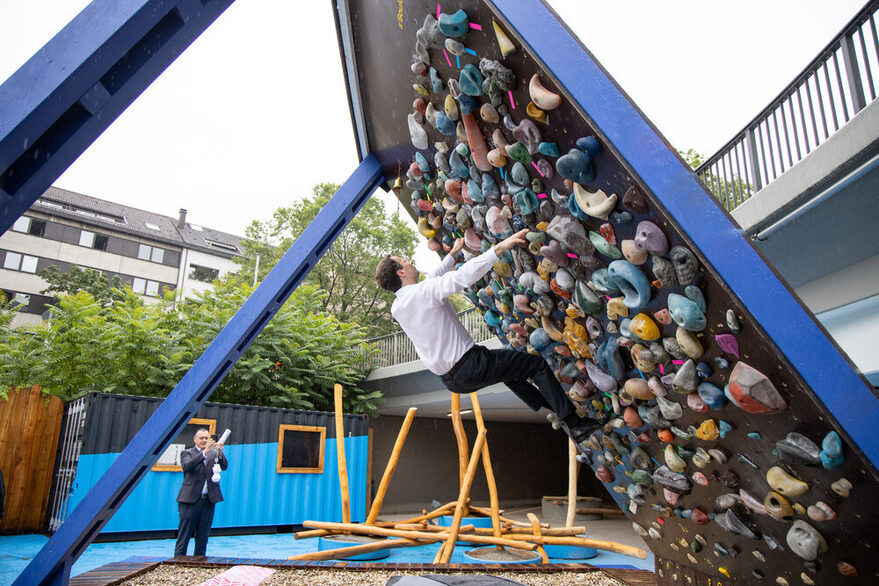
715, 333, 740, 358
727, 361, 788, 414
461, 112, 492, 171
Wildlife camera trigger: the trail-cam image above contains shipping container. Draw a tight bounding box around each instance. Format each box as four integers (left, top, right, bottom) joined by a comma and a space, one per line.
47, 392, 368, 534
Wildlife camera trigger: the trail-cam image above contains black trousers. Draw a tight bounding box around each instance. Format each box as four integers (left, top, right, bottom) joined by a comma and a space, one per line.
175, 496, 216, 556
441, 345, 574, 420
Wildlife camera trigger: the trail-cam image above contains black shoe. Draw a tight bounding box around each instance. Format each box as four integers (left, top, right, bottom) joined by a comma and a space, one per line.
562, 418, 603, 447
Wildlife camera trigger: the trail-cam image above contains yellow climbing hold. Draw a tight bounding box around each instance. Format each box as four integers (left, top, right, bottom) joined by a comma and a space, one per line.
630, 312, 661, 341
719, 567, 731, 578
492, 20, 516, 58
696, 419, 720, 441
417, 217, 435, 239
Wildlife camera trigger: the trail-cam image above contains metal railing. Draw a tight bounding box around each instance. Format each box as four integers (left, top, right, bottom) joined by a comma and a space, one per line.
696, 0, 879, 211
363, 307, 494, 369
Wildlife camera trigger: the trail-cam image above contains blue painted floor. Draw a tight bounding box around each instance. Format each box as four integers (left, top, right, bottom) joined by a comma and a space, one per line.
1, 532, 653, 584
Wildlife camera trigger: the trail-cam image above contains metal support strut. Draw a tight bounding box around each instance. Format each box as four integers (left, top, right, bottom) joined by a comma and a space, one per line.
13, 155, 384, 586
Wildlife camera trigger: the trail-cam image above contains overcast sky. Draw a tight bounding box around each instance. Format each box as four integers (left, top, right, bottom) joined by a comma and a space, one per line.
0, 0, 867, 268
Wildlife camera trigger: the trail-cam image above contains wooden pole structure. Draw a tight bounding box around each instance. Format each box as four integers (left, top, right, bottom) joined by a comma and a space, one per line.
469, 392, 502, 550
516, 534, 649, 559
437, 428, 487, 563
390, 501, 458, 525
365, 407, 417, 525
449, 393, 469, 514
566, 438, 579, 529
288, 538, 421, 561
527, 512, 549, 564
302, 520, 537, 550
334, 383, 351, 524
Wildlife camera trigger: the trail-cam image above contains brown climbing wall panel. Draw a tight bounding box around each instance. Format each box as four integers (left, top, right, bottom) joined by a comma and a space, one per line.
342, 0, 879, 583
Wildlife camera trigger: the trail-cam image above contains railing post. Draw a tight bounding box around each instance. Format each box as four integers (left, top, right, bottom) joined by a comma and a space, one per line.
745, 127, 763, 191
840, 34, 867, 114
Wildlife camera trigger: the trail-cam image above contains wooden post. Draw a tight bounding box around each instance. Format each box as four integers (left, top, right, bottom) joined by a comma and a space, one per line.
566, 438, 580, 529
438, 428, 487, 563
449, 393, 469, 498
302, 520, 537, 550
469, 392, 502, 550
527, 512, 549, 563
334, 384, 350, 524
288, 538, 421, 560
365, 407, 417, 525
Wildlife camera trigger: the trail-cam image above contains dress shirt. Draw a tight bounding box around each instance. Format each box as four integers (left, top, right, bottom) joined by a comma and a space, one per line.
391, 248, 499, 375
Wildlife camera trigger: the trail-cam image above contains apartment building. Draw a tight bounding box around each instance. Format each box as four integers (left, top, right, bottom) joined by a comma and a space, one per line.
0, 187, 244, 327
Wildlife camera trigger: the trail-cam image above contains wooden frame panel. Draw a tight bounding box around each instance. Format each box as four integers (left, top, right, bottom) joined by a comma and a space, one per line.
276, 424, 326, 474
151, 417, 216, 472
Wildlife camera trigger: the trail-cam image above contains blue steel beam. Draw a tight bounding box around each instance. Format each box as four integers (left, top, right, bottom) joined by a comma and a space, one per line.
13, 155, 384, 586
0, 0, 237, 235
491, 0, 879, 468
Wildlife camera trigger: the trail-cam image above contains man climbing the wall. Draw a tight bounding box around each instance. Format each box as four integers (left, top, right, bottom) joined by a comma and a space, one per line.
375, 229, 601, 447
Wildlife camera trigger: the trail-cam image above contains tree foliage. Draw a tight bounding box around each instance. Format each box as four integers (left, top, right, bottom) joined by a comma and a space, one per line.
226, 183, 418, 337
679, 148, 752, 211
39, 264, 127, 304
0, 285, 381, 415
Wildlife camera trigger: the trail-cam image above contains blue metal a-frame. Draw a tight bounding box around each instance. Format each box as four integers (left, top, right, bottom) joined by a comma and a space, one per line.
2, 2, 384, 584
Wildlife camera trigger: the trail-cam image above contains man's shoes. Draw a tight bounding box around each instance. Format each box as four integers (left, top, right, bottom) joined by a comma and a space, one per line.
562, 417, 604, 447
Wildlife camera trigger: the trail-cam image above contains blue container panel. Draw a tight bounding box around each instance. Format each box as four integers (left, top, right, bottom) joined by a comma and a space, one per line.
64, 437, 368, 532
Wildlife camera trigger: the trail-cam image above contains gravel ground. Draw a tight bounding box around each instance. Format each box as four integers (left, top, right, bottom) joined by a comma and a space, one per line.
121, 564, 627, 585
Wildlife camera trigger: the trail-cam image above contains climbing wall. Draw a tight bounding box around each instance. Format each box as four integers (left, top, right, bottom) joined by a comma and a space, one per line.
342, 0, 879, 583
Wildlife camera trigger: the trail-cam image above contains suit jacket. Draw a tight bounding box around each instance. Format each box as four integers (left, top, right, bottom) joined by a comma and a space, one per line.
176, 446, 228, 504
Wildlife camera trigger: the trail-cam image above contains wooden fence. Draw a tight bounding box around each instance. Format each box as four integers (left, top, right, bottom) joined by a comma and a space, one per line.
0, 386, 64, 532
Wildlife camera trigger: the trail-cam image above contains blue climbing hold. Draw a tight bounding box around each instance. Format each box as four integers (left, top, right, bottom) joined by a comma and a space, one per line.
718, 420, 733, 439
459, 64, 485, 97
668, 293, 707, 331
449, 149, 469, 179
538, 142, 560, 157
467, 178, 484, 202
415, 152, 430, 173
481, 173, 499, 198
429, 67, 443, 93
435, 111, 456, 135
608, 260, 652, 313
511, 161, 530, 186
556, 148, 594, 184
697, 382, 728, 410
515, 188, 539, 215
458, 93, 479, 115
438, 9, 469, 37
576, 136, 601, 157
820, 431, 843, 469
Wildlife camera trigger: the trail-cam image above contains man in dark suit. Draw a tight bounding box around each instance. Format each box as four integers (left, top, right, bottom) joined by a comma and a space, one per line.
174, 428, 228, 556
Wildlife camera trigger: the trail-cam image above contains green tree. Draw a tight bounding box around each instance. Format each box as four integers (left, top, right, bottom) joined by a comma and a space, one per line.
0, 286, 381, 414
227, 183, 418, 337
678, 148, 752, 211
39, 264, 127, 304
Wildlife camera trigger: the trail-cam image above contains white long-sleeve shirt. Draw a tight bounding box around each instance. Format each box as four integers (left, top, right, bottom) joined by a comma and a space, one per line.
391, 248, 499, 375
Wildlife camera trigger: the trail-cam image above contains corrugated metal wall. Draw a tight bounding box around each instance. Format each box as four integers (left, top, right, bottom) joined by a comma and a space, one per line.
54, 392, 368, 533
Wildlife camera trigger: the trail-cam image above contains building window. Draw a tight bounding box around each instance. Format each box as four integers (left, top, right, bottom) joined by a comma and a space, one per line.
189, 264, 220, 283
80, 230, 109, 251
11, 293, 30, 310
11, 217, 46, 237
276, 424, 326, 474
204, 238, 239, 254
132, 278, 162, 297
137, 243, 165, 263
3, 252, 39, 273
145, 222, 161, 231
